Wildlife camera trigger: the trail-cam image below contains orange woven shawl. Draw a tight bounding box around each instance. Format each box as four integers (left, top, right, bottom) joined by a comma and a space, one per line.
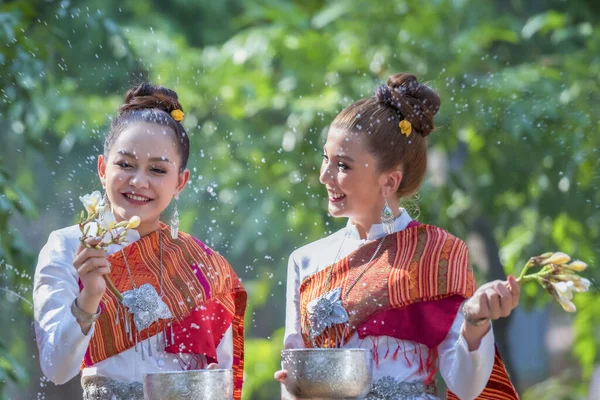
82, 224, 246, 399
299, 224, 518, 399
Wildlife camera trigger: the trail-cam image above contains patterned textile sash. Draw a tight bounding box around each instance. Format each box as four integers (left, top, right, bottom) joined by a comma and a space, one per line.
82, 223, 246, 400
299, 224, 518, 399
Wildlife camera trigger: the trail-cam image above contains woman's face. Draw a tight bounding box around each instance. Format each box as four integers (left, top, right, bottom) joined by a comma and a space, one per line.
320, 127, 400, 227
98, 122, 190, 236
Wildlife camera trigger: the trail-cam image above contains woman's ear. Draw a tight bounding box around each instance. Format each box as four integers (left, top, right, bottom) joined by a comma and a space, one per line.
380, 169, 403, 198
175, 168, 191, 195
98, 155, 107, 187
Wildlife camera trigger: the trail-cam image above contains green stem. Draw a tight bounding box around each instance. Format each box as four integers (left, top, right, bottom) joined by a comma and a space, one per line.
516, 274, 538, 284
517, 260, 533, 281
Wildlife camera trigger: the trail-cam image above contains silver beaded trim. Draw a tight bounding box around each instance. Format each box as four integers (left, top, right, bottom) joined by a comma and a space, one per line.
366, 377, 436, 399
82, 376, 143, 400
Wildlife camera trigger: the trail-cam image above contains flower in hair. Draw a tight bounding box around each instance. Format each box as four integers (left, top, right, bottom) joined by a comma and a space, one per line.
170, 109, 184, 122
399, 119, 412, 137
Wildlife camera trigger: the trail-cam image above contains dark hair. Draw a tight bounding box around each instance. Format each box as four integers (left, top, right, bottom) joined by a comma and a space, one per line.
331, 73, 441, 198
104, 82, 190, 171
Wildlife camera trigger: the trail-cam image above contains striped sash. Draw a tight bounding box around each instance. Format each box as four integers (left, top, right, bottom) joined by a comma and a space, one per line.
82, 223, 246, 399
299, 224, 518, 399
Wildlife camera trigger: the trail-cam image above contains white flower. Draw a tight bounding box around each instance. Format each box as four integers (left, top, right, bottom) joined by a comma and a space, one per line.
551, 281, 577, 312
573, 277, 591, 293
98, 210, 116, 231
79, 191, 103, 216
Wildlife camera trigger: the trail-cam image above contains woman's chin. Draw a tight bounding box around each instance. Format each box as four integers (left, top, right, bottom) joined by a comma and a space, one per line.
327, 203, 347, 218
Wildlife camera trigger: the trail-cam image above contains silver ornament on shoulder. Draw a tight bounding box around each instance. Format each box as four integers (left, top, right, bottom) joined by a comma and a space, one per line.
306, 287, 349, 339
122, 283, 172, 331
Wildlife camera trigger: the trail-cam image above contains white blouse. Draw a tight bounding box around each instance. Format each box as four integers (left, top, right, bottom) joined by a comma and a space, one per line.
284, 212, 495, 400
33, 225, 233, 387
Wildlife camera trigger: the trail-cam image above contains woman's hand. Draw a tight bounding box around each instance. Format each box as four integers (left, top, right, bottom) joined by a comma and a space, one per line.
461, 275, 520, 350
72, 237, 111, 333
73, 238, 111, 300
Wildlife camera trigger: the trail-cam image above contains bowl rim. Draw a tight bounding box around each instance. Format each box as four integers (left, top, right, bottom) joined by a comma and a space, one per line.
143, 369, 233, 378
281, 348, 371, 354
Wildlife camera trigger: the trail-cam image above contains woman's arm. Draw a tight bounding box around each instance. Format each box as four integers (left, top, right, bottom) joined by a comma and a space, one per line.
33, 231, 96, 384
438, 311, 496, 400
283, 252, 303, 350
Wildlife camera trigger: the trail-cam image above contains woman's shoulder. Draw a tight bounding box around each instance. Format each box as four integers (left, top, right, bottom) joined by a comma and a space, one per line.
35, 225, 81, 278
289, 227, 347, 263
42, 225, 81, 252
414, 223, 466, 245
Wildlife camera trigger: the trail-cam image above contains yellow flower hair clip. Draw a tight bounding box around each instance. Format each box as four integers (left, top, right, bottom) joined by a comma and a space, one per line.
170, 109, 184, 122
399, 119, 412, 137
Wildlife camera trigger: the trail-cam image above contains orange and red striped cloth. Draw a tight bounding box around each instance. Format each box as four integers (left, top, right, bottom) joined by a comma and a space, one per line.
299, 223, 518, 399
82, 223, 246, 399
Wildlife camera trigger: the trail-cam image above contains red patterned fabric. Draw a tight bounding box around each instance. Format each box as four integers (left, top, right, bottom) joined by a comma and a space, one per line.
299, 224, 518, 399
81, 223, 246, 399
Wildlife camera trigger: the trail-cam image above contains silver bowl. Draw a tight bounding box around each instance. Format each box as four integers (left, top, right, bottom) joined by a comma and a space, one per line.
281, 348, 373, 399
143, 369, 233, 400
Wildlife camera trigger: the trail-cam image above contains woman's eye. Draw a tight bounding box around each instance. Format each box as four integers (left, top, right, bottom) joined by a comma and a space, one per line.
338, 163, 349, 171
116, 161, 131, 168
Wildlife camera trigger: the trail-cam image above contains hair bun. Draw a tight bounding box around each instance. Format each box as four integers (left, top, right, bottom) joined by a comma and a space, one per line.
119, 82, 183, 116
375, 73, 441, 136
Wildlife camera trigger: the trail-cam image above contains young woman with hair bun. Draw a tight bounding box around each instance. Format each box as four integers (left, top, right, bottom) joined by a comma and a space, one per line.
276, 73, 519, 400
33, 83, 246, 400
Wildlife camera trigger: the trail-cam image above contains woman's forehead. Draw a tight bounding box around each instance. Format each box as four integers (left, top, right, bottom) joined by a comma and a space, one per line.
110, 123, 179, 160
325, 127, 366, 153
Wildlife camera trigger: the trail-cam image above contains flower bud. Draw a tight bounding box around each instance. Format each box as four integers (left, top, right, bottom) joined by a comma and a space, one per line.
126, 216, 141, 229
564, 260, 588, 272
541, 252, 571, 266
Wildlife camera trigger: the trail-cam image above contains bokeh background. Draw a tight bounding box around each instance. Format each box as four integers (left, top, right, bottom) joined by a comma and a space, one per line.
1, 0, 599, 399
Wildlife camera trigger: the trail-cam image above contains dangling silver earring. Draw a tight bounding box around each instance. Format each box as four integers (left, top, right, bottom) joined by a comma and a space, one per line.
170, 195, 179, 240
381, 199, 395, 235
99, 191, 110, 220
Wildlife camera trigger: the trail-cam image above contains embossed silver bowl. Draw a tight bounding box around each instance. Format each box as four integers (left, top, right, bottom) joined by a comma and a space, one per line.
281, 348, 373, 399
143, 369, 233, 400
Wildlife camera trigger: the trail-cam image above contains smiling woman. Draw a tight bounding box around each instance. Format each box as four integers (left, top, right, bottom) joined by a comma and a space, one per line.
275, 73, 520, 400
32, 83, 246, 400
99, 122, 187, 238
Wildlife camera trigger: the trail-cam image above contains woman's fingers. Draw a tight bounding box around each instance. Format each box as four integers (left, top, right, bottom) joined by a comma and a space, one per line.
77, 257, 111, 276
507, 275, 521, 308
274, 370, 288, 382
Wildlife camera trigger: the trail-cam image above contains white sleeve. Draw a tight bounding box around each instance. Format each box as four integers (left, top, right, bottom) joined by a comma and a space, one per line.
33, 231, 95, 385
438, 311, 496, 400
216, 325, 233, 369
281, 252, 304, 399
283, 252, 303, 350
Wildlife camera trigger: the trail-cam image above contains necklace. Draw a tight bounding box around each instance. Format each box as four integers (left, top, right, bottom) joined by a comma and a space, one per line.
119, 228, 173, 359
306, 236, 386, 341
306, 210, 403, 342
324, 209, 403, 296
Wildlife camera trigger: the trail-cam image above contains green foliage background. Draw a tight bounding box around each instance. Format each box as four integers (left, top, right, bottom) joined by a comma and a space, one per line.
0, 0, 598, 398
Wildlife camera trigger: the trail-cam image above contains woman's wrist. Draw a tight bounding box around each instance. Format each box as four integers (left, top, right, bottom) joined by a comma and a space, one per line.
461, 319, 491, 351
76, 289, 103, 316
461, 300, 491, 350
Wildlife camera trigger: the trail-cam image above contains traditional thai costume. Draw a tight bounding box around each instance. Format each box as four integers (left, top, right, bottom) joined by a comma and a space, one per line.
34, 223, 246, 400
284, 211, 518, 399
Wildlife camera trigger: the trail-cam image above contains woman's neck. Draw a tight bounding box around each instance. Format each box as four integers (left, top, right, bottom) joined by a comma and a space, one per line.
349, 206, 402, 240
